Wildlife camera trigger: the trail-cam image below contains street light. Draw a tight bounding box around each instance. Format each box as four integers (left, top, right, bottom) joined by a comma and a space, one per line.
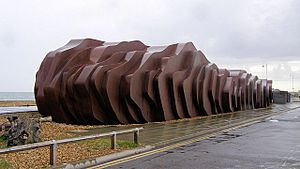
292, 75, 294, 92
262, 64, 268, 79
290, 73, 294, 92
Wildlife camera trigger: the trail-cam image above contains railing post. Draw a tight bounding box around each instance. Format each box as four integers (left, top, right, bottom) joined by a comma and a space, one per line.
111, 131, 117, 149
134, 128, 139, 145
50, 140, 57, 166
0, 128, 143, 166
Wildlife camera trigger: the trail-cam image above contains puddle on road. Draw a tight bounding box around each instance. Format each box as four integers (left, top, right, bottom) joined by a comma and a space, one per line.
207, 132, 243, 144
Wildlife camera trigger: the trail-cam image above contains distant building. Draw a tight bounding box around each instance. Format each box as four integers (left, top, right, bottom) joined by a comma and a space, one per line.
290, 91, 299, 97
272, 90, 290, 104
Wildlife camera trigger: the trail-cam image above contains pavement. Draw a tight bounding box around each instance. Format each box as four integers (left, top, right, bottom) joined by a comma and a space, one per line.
105, 105, 300, 169
0, 106, 37, 114
73, 103, 299, 146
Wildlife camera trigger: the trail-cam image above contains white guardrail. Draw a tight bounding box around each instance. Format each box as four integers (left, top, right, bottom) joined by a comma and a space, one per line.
0, 127, 143, 166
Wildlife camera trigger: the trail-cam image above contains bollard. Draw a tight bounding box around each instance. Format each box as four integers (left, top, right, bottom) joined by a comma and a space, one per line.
111, 132, 117, 149
134, 128, 139, 145
50, 141, 57, 165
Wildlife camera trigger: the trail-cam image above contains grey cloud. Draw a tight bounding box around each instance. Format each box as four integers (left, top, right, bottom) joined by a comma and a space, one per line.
0, 0, 299, 91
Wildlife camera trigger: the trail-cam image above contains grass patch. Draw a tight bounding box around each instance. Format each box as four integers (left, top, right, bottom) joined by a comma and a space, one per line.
77, 138, 139, 151
0, 135, 6, 142
117, 140, 139, 148
0, 135, 7, 148
0, 158, 11, 169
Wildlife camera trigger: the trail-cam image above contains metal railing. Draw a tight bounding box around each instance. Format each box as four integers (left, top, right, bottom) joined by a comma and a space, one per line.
0, 127, 143, 166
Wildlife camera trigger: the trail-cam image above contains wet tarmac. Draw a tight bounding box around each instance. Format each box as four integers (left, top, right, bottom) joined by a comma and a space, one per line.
0, 106, 38, 114
72, 103, 300, 146
107, 106, 300, 169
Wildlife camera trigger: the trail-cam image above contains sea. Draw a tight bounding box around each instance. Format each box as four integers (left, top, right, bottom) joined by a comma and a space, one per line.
0, 92, 35, 101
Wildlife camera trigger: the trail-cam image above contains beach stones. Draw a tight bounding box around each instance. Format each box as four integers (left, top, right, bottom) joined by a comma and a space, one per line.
35, 39, 273, 124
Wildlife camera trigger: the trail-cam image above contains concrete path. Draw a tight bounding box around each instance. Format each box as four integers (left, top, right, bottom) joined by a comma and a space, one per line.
107, 105, 300, 169
0, 106, 37, 114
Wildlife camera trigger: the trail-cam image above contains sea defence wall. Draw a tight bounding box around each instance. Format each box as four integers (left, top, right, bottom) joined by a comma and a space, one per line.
35, 39, 273, 124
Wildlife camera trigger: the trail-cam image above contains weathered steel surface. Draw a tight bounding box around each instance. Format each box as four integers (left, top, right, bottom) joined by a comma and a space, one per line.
35, 39, 273, 124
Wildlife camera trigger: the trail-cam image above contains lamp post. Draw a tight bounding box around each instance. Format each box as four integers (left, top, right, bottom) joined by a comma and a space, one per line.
262, 64, 268, 79
290, 73, 294, 92
266, 64, 268, 79
292, 75, 294, 92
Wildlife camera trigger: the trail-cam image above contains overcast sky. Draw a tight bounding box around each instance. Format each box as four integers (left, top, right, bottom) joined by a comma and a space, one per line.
0, 0, 299, 92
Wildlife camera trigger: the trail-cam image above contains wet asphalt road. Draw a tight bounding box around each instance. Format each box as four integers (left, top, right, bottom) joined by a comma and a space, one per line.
108, 108, 300, 169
